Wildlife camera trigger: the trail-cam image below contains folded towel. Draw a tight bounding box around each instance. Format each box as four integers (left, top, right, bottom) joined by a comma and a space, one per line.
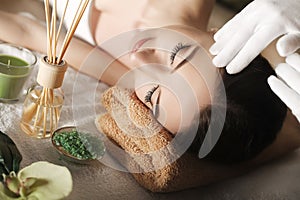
95, 86, 249, 192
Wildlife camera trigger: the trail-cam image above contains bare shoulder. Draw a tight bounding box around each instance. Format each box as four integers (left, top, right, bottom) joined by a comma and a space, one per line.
0, 0, 45, 21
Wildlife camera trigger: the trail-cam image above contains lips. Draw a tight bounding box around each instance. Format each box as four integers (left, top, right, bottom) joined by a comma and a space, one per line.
131, 37, 154, 53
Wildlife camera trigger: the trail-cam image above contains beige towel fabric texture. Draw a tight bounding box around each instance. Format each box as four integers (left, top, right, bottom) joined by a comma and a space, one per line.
96, 86, 245, 192
97, 86, 179, 192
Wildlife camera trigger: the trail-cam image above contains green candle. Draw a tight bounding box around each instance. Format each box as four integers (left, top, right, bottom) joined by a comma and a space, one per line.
0, 43, 36, 102
0, 55, 31, 100
0, 55, 28, 65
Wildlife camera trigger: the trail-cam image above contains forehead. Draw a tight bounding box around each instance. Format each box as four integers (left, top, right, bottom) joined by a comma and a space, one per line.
165, 26, 214, 53
132, 27, 195, 49
133, 26, 214, 55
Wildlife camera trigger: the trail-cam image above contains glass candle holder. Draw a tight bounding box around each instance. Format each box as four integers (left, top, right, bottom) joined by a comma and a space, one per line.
0, 43, 37, 102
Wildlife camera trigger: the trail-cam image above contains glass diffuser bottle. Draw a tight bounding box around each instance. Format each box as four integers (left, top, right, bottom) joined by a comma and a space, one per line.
20, 56, 67, 138
20, 0, 90, 138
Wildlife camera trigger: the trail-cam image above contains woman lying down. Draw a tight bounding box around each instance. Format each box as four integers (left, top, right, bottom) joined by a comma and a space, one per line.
95, 25, 300, 192
0, 0, 299, 193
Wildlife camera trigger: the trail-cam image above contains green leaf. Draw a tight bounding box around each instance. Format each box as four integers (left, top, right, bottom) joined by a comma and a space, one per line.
0, 131, 22, 182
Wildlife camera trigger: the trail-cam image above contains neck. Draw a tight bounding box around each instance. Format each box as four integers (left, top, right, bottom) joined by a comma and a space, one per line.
145, 0, 215, 31
185, 0, 216, 30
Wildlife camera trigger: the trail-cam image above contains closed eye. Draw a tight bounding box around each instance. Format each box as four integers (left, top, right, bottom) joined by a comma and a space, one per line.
170, 43, 191, 65
144, 85, 159, 103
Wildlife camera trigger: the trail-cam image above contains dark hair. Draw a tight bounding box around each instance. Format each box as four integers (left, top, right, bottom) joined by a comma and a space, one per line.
189, 55, 287, 163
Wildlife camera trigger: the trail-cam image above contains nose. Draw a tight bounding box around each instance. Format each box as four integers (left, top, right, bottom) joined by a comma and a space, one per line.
130, 48, 156, 65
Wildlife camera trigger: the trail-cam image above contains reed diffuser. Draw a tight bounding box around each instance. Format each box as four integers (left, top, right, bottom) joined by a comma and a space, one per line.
20, 0, 90, 138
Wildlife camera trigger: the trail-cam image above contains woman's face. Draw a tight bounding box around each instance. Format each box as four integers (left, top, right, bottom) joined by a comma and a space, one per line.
118, 26, 218, 134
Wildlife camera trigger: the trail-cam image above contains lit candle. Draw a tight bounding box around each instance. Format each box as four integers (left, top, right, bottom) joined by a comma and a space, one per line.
0, 44, 36, 102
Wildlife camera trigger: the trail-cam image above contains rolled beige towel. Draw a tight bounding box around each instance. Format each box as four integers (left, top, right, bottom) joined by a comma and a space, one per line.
95, 86, 252, 192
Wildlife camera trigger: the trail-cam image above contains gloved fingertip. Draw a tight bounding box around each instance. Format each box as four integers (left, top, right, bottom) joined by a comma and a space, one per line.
226, 63, 243, 74
212, 57, 226, 68
226, 67, 239, 74
276, 47, 286, 57
278, 49, 291, 57
286, 53, 300, 64
276, 40, 293, 57
267, 75, 281, 90
209, 43, 221, 55
213, 31, 222, 41
275, 63, 288, 75
267, 75, 277, 84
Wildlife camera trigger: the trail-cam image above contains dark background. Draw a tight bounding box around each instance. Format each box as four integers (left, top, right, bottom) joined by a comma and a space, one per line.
217, 0, 253, 12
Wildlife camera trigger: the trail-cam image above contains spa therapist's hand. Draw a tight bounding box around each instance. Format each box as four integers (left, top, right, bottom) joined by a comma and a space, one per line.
268, 53, 300, 123
209, 0, 300, 74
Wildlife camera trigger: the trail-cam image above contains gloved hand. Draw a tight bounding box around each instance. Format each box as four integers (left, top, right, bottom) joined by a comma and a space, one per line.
268, 53, 300, 123
209, 0, 300, 74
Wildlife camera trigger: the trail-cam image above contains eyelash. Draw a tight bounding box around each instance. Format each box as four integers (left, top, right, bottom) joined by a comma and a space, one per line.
144, 85, 159, 103
170, 42, 191, 64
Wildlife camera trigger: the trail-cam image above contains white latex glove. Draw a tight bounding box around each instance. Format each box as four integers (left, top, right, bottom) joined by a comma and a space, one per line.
210, 0, 300, 74
268, 53, 300, 123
